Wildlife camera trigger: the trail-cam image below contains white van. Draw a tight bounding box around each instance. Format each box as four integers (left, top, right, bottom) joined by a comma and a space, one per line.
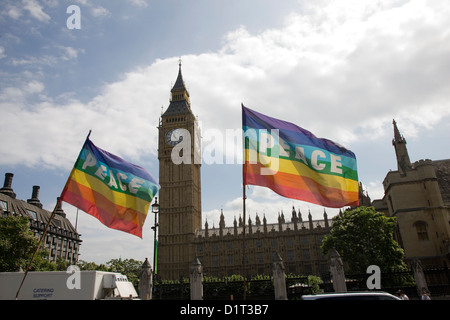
0, 271, 138, 300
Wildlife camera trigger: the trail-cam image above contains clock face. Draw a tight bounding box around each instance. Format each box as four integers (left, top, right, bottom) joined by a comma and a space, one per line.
166, 128, 184, 146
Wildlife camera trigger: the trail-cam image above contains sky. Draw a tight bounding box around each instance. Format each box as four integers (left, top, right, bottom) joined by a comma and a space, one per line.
1, 0, 450, 264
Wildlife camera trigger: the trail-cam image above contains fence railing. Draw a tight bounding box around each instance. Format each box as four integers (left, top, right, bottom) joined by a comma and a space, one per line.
152, 266, 450, 300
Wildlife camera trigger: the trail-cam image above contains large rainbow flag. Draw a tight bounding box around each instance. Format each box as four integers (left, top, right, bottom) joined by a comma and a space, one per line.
242, 105, 359, 208
61, 137, 160, 238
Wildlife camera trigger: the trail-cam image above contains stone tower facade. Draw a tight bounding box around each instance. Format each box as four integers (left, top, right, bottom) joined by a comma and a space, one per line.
373, 120, 450, 267
156, 64, 334, 280
157, 63, 202, 280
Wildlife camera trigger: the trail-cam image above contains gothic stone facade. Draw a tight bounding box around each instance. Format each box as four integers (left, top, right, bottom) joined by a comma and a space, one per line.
158, 64, 450, 279
372, 121, 450, 267
157, 64, 332, 279
194, 209, 331, 278
157, 63, 202, 280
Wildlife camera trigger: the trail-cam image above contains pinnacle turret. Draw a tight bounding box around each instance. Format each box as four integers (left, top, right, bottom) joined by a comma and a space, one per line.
392, 119, 411, 175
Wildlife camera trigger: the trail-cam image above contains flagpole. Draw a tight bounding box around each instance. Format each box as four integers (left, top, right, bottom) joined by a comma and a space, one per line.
241, 103, 248, 299
75, 208, 79, 231
242, 185, 247, 300
15, 198, 61, 300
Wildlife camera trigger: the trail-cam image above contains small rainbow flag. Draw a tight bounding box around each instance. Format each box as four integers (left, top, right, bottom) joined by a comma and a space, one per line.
61, 136, 160, 238
242, 105, 359, 208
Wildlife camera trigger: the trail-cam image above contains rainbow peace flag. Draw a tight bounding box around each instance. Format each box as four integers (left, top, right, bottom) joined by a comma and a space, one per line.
242, 105, 359, 208
61, 137, 160, 238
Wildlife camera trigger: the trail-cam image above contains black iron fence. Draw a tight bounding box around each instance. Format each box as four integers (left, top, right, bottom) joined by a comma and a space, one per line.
153, 277, 276, 300
152, 266, 450, 300
339, 266, 450, 299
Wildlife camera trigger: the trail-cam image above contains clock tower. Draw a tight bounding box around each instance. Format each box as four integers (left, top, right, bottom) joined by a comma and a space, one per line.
157, 62, 202, 280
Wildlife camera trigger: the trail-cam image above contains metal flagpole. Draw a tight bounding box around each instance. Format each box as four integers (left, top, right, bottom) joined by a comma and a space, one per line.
75, 208, 79, 231
242, 185, 247, 300
15, 198, 61, 300
241, 103, 247, 300
15, 130, 93, 299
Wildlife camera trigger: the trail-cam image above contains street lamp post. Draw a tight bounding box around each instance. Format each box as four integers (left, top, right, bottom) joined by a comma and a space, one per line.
151, 197, 160, 280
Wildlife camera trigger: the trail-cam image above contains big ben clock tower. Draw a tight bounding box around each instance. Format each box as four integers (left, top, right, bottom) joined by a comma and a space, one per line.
157, 61, 202, 280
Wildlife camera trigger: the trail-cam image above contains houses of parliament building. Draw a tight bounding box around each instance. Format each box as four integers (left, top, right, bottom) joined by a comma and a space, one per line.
2, 62, 447, 280
156, 63, 360, 280
157, 63, 449, 280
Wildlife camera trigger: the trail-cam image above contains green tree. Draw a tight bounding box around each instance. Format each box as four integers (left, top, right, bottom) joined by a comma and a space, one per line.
29, 249, 56, 271
106, 258, 143, 288
76, 259, 143, 289
307, 275, 323, 294
0, 216, 40, 272
76, 259, 109, 271
0, 216, 71, 272
321, 206, 406, 274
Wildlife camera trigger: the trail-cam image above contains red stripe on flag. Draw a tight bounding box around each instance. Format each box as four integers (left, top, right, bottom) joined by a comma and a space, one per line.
61, 179, 145, 237
244, 162, 359, 208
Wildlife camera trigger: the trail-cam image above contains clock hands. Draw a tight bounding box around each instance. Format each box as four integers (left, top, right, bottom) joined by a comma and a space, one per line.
166, 128, 184, 146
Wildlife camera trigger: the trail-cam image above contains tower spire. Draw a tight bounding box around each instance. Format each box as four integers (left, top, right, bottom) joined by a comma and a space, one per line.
172, 59, 187, 92
393, 119, 403, 143
170, 58, 190, 104
392, 119, 411, 175
162, 60, 192, 117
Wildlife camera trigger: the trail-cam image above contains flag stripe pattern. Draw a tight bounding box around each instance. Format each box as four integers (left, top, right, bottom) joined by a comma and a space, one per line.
242, 105, 359, 208
61, 138, 160, 238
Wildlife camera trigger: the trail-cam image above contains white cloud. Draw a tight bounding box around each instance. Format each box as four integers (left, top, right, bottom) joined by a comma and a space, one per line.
59, 46, 83, 61
11, 55, 58, 66
6, 5, 22, 20
182, 0, 450, 228
71, 0, 111, 18
0, 60, 173, 169
366, 180, 385, 201
0, 47, 6, 59
22, 0, 51, 23
90, 6, 111, 18
203, 184, 340, 231
2, 0, 449, 264
10, 46, 83, 68
127, 0, 148, 8
2, 0, 450, 171
24, 80, 45, 94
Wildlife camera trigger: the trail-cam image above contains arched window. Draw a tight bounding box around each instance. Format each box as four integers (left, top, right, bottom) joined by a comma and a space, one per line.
413, 221, 429, 241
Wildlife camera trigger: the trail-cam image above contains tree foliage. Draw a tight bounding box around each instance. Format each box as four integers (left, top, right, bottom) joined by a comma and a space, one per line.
0, 216, 142, 280
0, 216, 36, 271
76, 259, 109, 272
0, 216, 59, 272
307, 275, 323, 294
77, 258, 143, 288
105, 258, 142, 287
321, 206, 406, 274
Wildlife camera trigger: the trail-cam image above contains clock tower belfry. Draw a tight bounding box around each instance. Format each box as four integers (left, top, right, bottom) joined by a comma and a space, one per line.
157, 62, 202, 280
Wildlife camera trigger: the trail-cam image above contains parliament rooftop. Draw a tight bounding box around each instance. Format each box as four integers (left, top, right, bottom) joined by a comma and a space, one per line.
0, 173, 82, 264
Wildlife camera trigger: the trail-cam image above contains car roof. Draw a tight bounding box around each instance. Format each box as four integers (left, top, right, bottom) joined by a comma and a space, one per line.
301, 291, 401, 300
